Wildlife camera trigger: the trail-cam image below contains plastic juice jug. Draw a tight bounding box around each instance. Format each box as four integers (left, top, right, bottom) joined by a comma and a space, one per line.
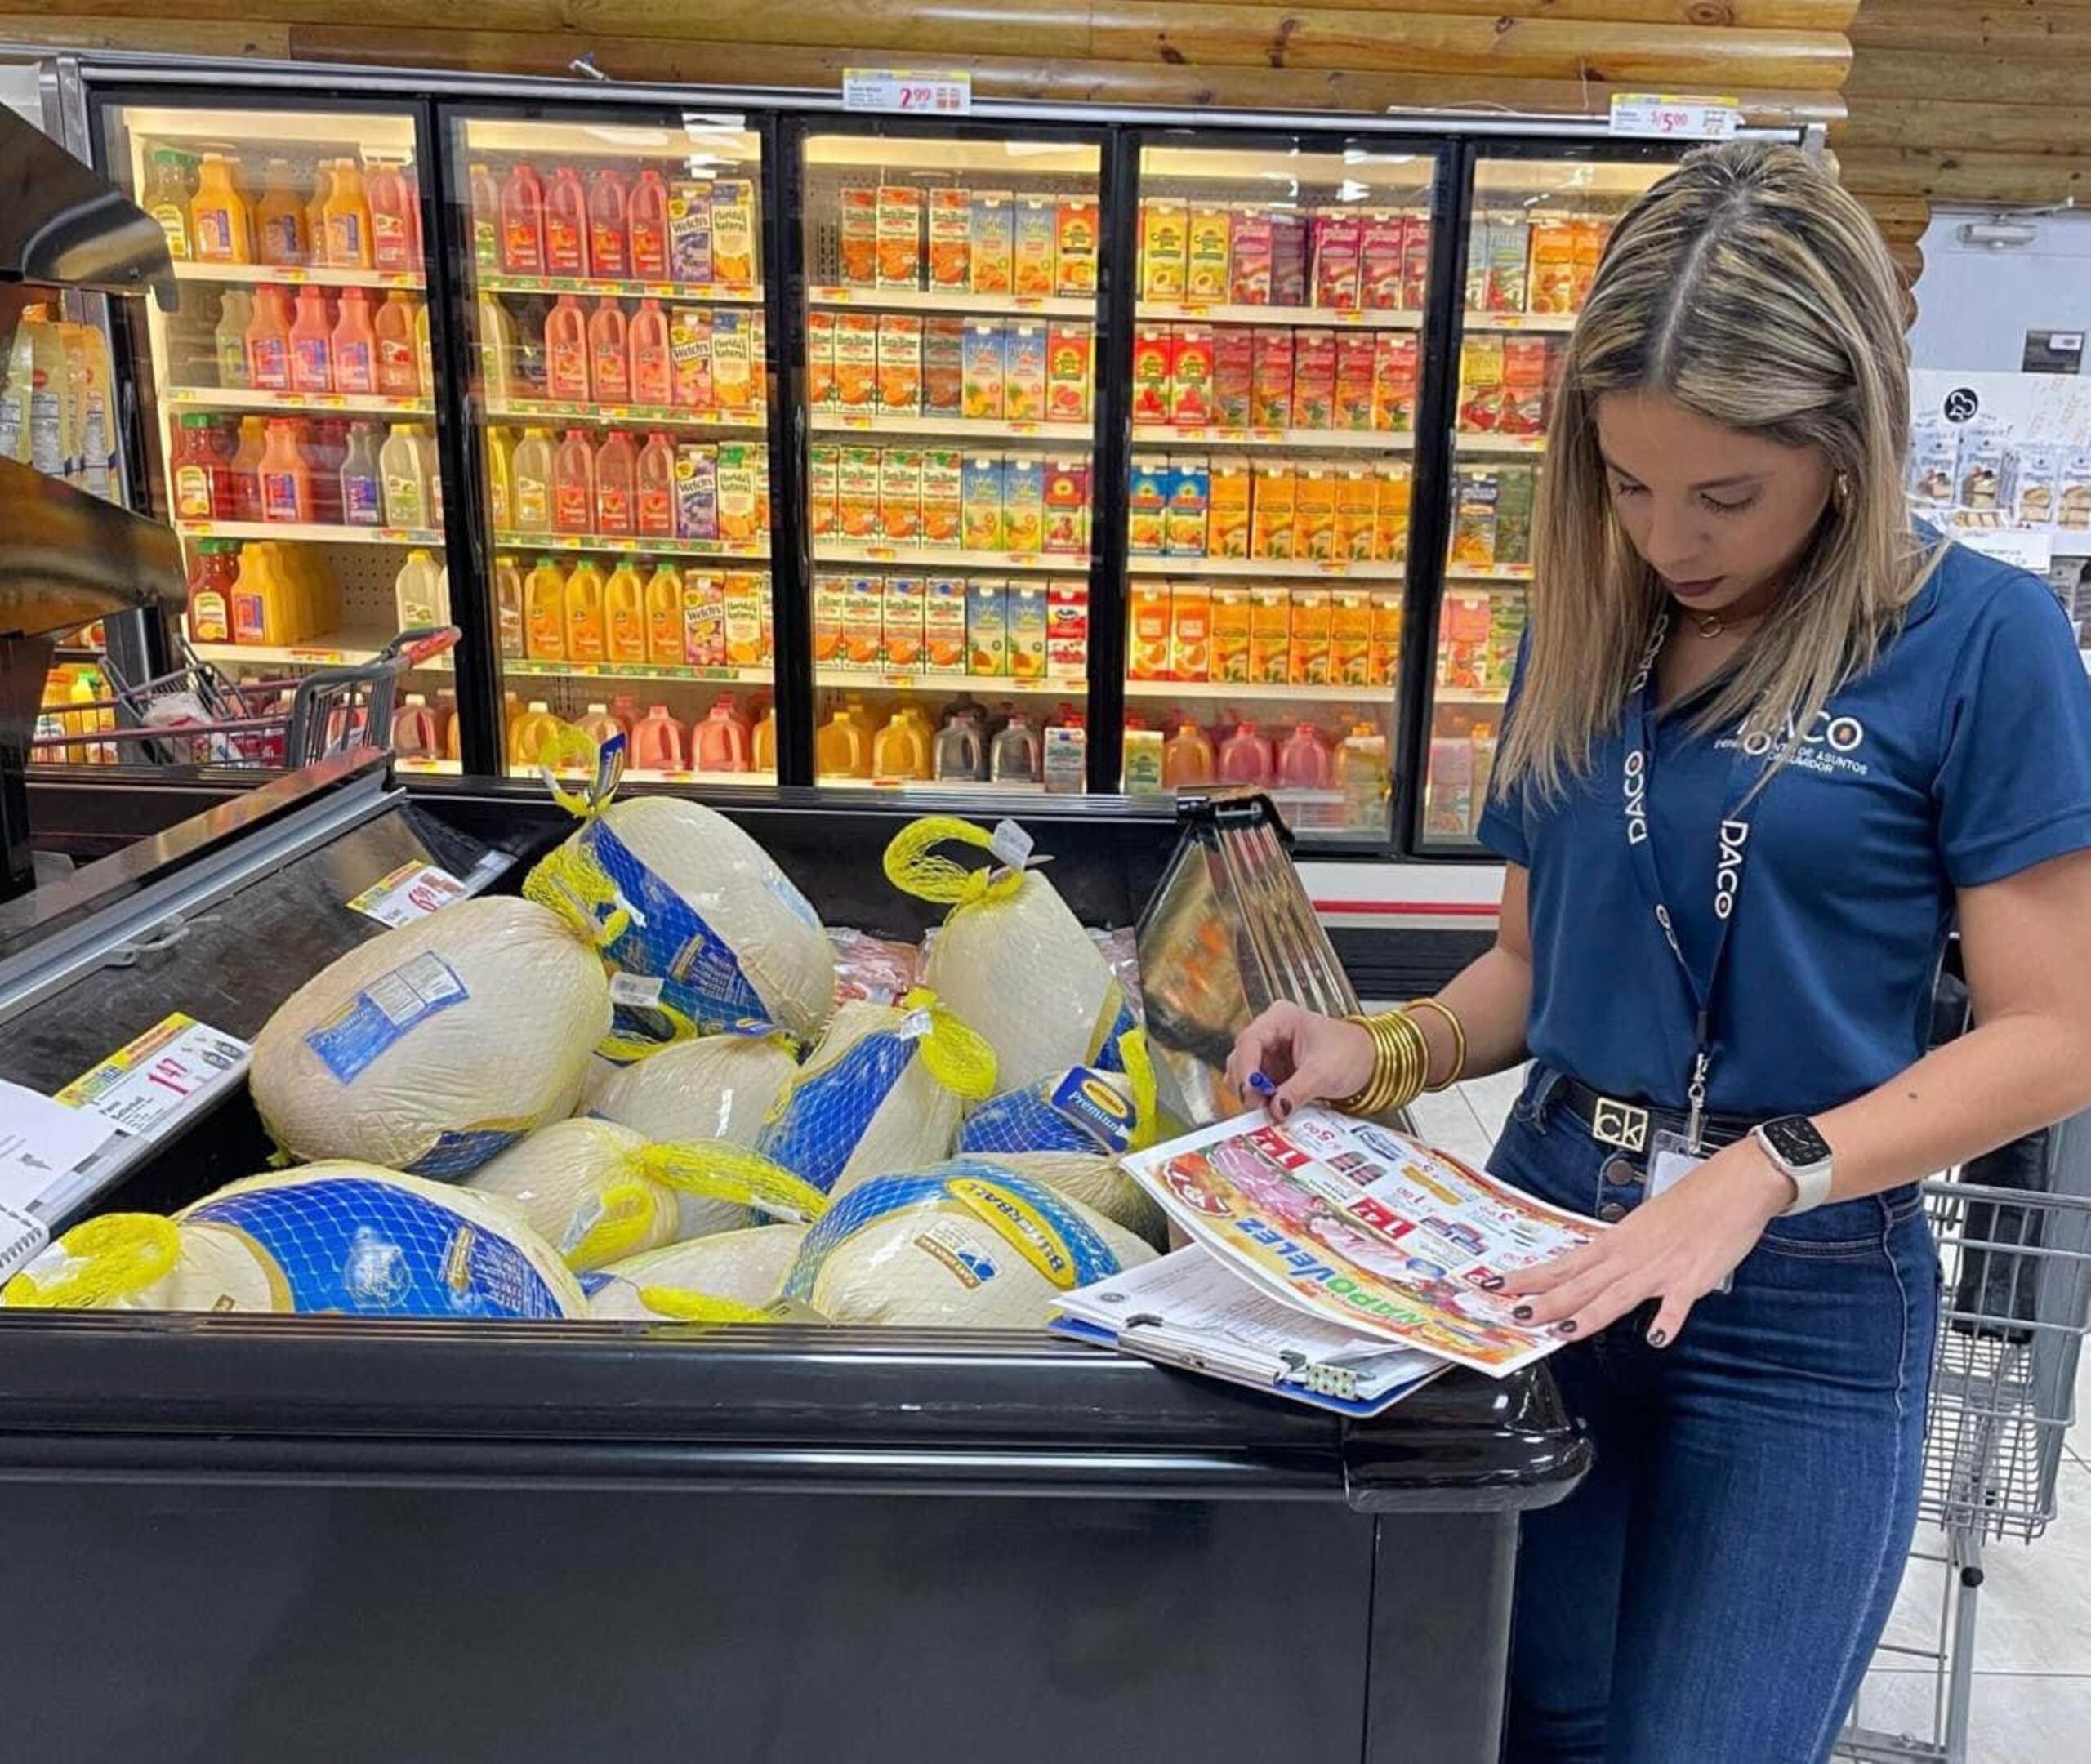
604, 559, 647, 662
644, 560, 684, 664
245, 287, 292, 391
588, 168, 631, 278
143, 149, 191, 258
524, 555, 567, 659
303, 418, 347, 526
554, 429, 597, 533
305, 163, 333, 265
325, 159, 373, 270
544, 294, 589, 402
870, 706, 928, 781
509, 700, 566, 768
545, 167, 589, 276
635, 430, 676, 537
374, 292, 421, 398
816, 707, 872, 778
501, 163, 546, 274
564, 559, 608, 662
476, 295, 517, 406
484, 425, 517, 530
367, 159, 416, 273
190, 154, 252, 264
230, 541, 286, 644
394, 546, 444, 629
1277, 723, 1333, 790
379, 423, 430, 528
512, 427, 555, 532
392, 693, 439, 758
0, 304, 62, 475
254, 159, 308, 266
1162, 719, 1216, 789
932, 710, 985, 782
338, 421, 382, 526
492, 555, 526, 659
222, 417, 265, 523
588, 300, 631, 404
696, 696, 754, 773
213, 290, 254, 390
751, 703, 777, 773
288, 287, 333, 394
469, 163, 502, 269
186, 540, 237, 644
328, 287, 377, 394
631, 704, 687, 771
415, 301, 435, 400
990, 711, 1042, 785
576, 702, 626, 750
256, 419, 311, 524
594, 429, 637, 533
1219, 721, 1275, 786
628, 300, 671, 407
628, 169, 670, 279
170, 413, 224, 521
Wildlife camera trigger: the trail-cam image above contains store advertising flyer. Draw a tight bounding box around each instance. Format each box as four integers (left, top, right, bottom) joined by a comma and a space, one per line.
1120, 1107, 1603, 1376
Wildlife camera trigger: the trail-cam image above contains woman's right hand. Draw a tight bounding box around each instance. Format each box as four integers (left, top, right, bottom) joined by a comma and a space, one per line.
1225, 1001, 1376, 1120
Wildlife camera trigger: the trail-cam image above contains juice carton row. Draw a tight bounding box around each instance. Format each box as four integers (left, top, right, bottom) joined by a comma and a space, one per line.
1126, 713, 1390, 810
496, 554, 773, 672
145, 145, 422, 272
185, 540, 344, 648
1132, 322, 1416, 434
1138, 200, 1431, 312
202, 284, 431, 399
827, 183, 1097, 298
1129, 580, 1402, 690
1447, 462, 1537, 572
810, 312, 1092, 425
814, 573, 1087, 683
172, 412, 441, 531
473, 161, 759, 287
483, 294, 764, 413
810, 445, 1090, 557
1437, 586, 1527, 697
493, 428, 769, 546
1463, 211, 1617, 317
817, 699, 1088, 791
1130, 454, 1411, 565
1456, 332, 1561, 439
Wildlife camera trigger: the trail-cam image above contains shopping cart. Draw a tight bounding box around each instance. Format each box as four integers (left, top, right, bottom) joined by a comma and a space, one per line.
30, 626, 458, 770
1837, 1179, 2091, 1764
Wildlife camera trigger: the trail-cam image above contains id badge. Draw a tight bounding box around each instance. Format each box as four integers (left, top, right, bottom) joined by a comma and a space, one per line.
1647, 1129, 1733, 1296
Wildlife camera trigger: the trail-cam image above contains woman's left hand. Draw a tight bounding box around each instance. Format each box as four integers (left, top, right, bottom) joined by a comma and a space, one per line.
1499, 1138, 1796, 1348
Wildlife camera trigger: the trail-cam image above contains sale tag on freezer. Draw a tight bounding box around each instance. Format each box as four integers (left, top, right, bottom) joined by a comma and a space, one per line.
56, 1014, 252, 1139
347, 861, 468, 928
1608, 93, 1741, 140
843, 68, 972, 114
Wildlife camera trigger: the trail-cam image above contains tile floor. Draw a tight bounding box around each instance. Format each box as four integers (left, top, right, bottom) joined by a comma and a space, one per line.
1406, 1067, 2091, 1763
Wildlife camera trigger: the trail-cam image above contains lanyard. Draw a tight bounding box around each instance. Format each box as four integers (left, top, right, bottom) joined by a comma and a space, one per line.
1619, 610, 1768, 1149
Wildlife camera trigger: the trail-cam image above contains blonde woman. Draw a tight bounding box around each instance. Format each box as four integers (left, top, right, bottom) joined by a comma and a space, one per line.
1229, 141, 2091, 1762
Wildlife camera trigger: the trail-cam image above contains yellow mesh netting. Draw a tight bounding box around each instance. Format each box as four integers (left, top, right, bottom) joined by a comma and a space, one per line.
2, 1215, 181, 1309
565, 1177, 679, 1271
523, 837, 634, 951
1116, 1027, 1161, 1152
630, 1288, 776, 1325
630, 1142, 832, 1224
900, 987, 998, 1102
537, 724, 622, 822
882, 816, 1027, 914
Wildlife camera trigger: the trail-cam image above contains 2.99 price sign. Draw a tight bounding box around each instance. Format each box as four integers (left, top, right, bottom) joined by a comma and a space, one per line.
843, 69, 973, 114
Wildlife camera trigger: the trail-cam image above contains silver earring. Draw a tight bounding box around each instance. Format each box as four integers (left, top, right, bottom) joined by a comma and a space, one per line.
1833, 471, 1852, 514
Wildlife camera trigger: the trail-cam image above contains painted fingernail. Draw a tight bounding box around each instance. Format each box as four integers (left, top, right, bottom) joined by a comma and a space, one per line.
1647, 1328, 1670, 1348
1554, 1321, 1578, 1337
1513, 1304, 1534, 1322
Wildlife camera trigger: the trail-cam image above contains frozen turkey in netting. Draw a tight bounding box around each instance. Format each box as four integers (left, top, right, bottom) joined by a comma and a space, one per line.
582, 1031, 801, 1148
584, 1223, 811, 1321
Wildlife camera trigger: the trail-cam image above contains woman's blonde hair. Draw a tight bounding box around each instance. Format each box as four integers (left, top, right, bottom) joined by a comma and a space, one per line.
1496, 139, 1939, 800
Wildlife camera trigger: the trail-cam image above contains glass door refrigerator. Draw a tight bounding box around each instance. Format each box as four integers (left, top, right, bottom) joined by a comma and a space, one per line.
794, 119, 1107, 797
97, 96, 461, 770
1416, 145, 1680, 853
1117, 136, 1445, 845
446, 109, 775, 783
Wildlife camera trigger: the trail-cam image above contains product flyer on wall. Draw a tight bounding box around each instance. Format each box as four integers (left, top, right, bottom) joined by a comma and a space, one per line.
1120, 1107, 1602, 1375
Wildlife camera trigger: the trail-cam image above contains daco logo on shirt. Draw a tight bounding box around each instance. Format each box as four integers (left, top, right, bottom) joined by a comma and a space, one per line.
1723, 710, 1870, 779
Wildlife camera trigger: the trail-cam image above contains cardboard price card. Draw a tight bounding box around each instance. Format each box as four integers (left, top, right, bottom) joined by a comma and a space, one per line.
56, 1014, 252, 1139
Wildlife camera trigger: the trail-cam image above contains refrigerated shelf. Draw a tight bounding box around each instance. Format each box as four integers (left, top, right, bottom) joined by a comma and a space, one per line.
815, 542, 1086, 572
478, 274, 761, 303
809, 285, 1091, 319
1447, 564, 1534, 582
1127, 679, 1387, 704
1128, 556, 1408, 580
818, 669, 1080, 694
1137, 301, 1421, 330
505, 660, 770, 684
169, 261, 426, 292
493, 532, 769, 561
1435, 687, 1511, 706
1454, 433, 1547, 455
488, 399, 765, 432
1460, 313, 1578, 334
178, 520, 444, 546
191, 635, 448, 669
812, 414, 1093, 443
1132, 424, 1414, 452
166, 386, 435, 419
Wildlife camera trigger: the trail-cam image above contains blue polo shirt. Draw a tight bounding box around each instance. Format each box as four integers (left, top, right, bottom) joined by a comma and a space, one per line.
1479, 541, 2091, 1118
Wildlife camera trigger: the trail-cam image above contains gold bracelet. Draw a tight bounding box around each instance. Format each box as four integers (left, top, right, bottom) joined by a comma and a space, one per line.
1405, 996, 1469, 1093
1335, 1011, 1430, 1117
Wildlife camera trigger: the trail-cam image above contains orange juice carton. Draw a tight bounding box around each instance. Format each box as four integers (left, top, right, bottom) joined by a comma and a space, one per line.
1372, 332, 1420, 434
919, 447, 964, 546
1212, 327, 1255, 428
1331, 590, 1373, 687
1335, 462, 1379, 562
675, 443, 719, 540
1457, 333, 1507, 433
1129, 581, 1172, 679
682, 572, 727, 668
1170, 327, 1215, 427
1251, 460, 1297, 560
1288, 588, 1332, 686
1451, 466, 1499, 569
1251, 327, 1295, 427
671, 306, 715, 410
836, 443, 883, 541
1169, 580, 1213, 682
1530, 220, 1578, 315
1370, 589, 1405, 686
923, 316, 965, 416
1043, 457, 1090, 555
1187, 207, 1233, 302
1014, 197, 1057, 297
1439, 588, 1492, 690
879, 445, 923, 544
813, 571, 849, 666
842, 574, 885, 670
1128, 453, 1170, 556
1166, 454, 1210, 556
716, 442, 763, 546
836, 185, 878, 287
1401, 212, 1433, 310
1046, 321, 1092, 424
1210, 457, 1251, 559
808, 441, 840, 540
1360, 211, 1407, 310
1250, 587, 1292, 684
966, 578, 1009, 675
927, 187, 971, 289
1142, 198, 1188, 300
1573, 220, 1608, 310
1291, 328, 1337, 431
1005, 323, 1049, 424
1047, 578, 1089, 679
877, 313, 923, 416
961, 320, 1006, 421
805, 309, 836, 412
1132, 326, 1175, 426
970, 190, 1015, 295
924, 577, 969, 674
961, 454, 1005, 551
1230, 208, 1275, 306
1271, 209, 1309, 305
881, 573, 927, 670
1292, 461, 1339, 562
876, 184, 923, 289
1335, 332, 1379, 432
723, 569, 766, 666
1311, 212, 1362, 310
1010, 583, 1050, 679
709, 310, 755, 409
669, 183, 714, 285
1055, 196, 1099, 296
1501, 336, 1550, 436
1002, 453, 1046, 553
1375, 461, 1412, 562
833, 310, 880, 411
710, 179, 757, 286
1486, 213, 1531, 314
1211, 586, 1252, 684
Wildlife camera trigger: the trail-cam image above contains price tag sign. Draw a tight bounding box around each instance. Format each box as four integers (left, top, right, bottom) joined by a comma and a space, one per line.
843, 68, 973, 114
1609, 93, 1741, 140
55, 1014, 252, 1140
1956, 527, 2055, 572
347, 860, 469, 928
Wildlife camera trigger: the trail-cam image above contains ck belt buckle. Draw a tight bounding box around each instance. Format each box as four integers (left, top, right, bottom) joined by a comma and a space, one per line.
1589, 1096, 1652, 1153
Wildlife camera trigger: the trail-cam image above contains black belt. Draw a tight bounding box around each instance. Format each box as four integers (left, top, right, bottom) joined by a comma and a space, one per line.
1554, 1076, 1759, 1154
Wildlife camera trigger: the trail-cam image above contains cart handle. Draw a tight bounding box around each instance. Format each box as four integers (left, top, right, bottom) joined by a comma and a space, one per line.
390, 626, 461, 669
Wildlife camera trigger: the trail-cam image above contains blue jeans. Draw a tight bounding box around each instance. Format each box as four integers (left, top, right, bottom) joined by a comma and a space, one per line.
1489, 1065, 1939, 1764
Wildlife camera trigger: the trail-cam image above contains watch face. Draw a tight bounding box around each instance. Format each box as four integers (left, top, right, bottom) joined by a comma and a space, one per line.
1763, 1116, 1833, 1169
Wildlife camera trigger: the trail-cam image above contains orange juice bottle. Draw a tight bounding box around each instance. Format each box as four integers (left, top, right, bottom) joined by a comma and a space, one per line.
254, 159, 309, 266
816, 706, 871, 778
872, 706, 930, 780
512, 426, 555, 532
576, 702, 627, 750
245, 286, 293, 390
230, 540, 288, 644
190, 154, 253, 264
493, 555, 525, 659
332, 287, 378, 394
325, 158, 374, 270
644, 560, 684, 665
553, 429, 595, 533
751, 701, 777, 773
256, 418, 312, 524
564, 558, 608, 662
589, 298, 631, 404
524, 555, 567, 660
1163, 719, 1215, 788
288, 287, 334, 394
304, 163, 334, 265
545, 294, 590, 401
628, 299, 672, 406
604, 559, 647, 663
373, 291, 421, 398
508, 699, 566, 768
366, 158, 416, 273
594, 429, 637, 534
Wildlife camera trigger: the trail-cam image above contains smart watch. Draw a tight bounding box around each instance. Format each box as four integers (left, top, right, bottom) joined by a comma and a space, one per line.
1751, 1115, 1836, 1217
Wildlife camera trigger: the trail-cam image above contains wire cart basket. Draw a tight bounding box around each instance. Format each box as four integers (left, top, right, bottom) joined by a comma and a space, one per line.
1838, 1179, 2091, 1763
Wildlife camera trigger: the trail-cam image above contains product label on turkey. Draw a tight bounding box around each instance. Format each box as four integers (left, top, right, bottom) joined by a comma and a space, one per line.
55, 1013, 252, 1140
609, 972, 666, 1009
304, 953, 469, 1083
949, 1174, 1106, 1291
989, 818, 1034, 870
1048, 1068, 1135, 1153
348, 861, 469, 928
914, 1219, 997, 1289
